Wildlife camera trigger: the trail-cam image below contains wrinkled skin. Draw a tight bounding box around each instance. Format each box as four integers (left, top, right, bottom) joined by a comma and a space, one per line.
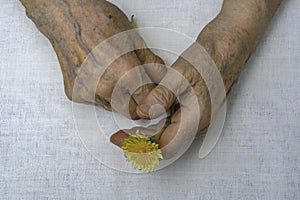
20, 0, 283, 159
111, 0, 283, 158
20, 0, 166, 119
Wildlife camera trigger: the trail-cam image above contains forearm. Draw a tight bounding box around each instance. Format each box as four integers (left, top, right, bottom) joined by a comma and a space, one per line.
180, 0, 283, 132
197, 0, 282, 92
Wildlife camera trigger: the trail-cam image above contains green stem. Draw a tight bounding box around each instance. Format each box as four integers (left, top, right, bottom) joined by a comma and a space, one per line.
131, 15, 138, 29
150, 104, 176, 143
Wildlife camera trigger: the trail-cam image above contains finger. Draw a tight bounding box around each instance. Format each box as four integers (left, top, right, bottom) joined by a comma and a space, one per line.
111, 105, 198, 159
96, 29, 167, 118
158, 109, 181, 148
157, 108, 191, 159
110, 118, 168, 147
136, 85, 175, 119
110, 130, 130, 148
96, 51, 155, 119
158, 110, 199, 159
128, 76, 154, 105
111, 91, 201, 160
131, 27, 167, 83
128, 97, 140, 120
96, 52, 145, 99
113, 55, 155, 109
122, 118, 168, 137
108, 81, 140, 119
136, 58, 194, 119
136, 55, 202, 120
157, 87, 200, 159
135, 48, 167, 83
111, 52, 155, 104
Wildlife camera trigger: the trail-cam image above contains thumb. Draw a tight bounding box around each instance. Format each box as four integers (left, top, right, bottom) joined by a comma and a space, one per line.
135, 48, 167, 84
132, 27, 167, 84
136, 58, 193, 119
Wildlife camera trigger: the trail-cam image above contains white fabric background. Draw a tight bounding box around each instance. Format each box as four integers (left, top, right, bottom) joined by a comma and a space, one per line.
0, 0, 299, 199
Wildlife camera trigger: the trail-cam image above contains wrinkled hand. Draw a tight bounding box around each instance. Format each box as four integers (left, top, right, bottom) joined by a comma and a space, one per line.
110, 0, 282, 158
21, 0, 166, 119
21, 0, 281, 159
111, 45, 217, 158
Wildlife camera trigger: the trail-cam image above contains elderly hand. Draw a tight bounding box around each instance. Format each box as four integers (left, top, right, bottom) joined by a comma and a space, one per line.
110, 0, 282, 158
20, 0, 166, 119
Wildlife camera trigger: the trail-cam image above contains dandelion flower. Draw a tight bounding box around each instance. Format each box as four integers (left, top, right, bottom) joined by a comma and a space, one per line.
121, 130, 163, 172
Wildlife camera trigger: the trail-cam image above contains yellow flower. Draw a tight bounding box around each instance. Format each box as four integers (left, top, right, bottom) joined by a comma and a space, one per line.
121, 130, 164, 172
